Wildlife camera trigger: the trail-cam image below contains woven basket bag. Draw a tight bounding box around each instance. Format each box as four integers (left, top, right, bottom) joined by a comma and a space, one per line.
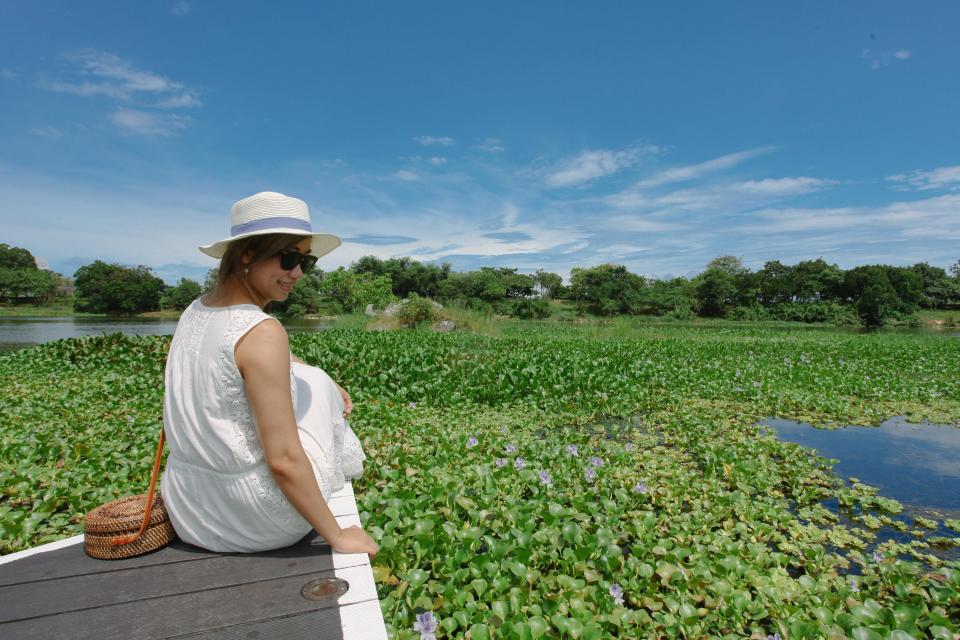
83, 428, 176, 559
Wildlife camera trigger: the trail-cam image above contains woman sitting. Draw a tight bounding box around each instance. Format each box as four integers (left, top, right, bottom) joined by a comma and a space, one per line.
160, 191, 378, 557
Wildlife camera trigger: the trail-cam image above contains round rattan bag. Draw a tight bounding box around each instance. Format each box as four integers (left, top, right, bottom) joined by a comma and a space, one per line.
83, 493, 175, 559
83, 428, 175, 559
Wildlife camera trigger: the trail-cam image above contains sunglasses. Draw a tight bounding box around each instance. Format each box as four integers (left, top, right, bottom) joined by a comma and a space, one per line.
277, 249, 319, 273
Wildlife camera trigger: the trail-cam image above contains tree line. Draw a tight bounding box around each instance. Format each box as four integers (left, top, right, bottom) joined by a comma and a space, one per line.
3, 242, 959, 327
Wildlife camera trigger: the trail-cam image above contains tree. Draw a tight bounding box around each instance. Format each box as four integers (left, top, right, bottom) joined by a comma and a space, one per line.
533, 269, 563, 299
316, 268, 393, 313
569, 264, 645, 316
160, 278, 202, 311
0, 267, 58, 301
910, 262, 955, 309
73, 261, 165, 314
705, 255, 749, 277
642, 277, 696, 315
695, 268, 737, 317
0, 244, 38, 269
202, 268, 219, 293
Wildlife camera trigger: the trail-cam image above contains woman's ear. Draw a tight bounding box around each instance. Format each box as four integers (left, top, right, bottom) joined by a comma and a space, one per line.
241, 250, 255, 266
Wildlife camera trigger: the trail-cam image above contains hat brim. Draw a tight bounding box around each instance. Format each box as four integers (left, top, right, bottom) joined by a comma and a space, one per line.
199, 229, 342, 260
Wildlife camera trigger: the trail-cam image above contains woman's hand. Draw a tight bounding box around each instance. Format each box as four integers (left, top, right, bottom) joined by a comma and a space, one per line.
336, 383, 353, 417
331, 525, 379, 558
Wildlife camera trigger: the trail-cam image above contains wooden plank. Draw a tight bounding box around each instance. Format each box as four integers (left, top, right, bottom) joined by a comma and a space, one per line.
0, 539, 221, 587
0, 564, 377, 640
0, 541, 349, 622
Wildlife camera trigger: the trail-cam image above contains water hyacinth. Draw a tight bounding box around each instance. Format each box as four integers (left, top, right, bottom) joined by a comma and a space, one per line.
466, 436, 478, 448
848, 576, 860, 593
765, 634, 781, 640
538, 469, 552, 486
589, 456, 604, 467
609, 583, 624, 606
514, 457, 525, 470
633, 481, 648, 494
413, 611, 438, 640
495, 457, 507, 468
566, 444, 579, 456
584, 466, 597, 483
873, 549, 884, 563
505, 443, 517, 454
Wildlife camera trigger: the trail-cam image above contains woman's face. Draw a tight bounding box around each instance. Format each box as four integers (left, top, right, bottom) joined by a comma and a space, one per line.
243, 237, 311, 303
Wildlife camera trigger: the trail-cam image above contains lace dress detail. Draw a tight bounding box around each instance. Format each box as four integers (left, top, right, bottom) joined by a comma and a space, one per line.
161, 298, 365, 552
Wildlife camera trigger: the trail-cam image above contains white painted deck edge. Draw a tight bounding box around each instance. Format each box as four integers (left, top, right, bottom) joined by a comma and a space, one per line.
0, 482, 388, 638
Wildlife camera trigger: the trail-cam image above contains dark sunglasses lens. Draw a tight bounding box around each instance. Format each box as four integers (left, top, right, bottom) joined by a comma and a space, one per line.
279, 251, 318, 273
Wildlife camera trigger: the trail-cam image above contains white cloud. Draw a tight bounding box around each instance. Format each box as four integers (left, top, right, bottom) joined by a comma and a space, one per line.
729, 177, 833, 195
886, 165, 960, 191
172, 1, 190, 16
861, 48, 913, 70
545, 145, 656, 188
42, 49, 201, 109
479, 137, 504, 152
29, 126, 63, 139
415, 135, 455, 146
1, 69, 16, 80
390, 169, 419, 181
110, 109, 191, 137
633, 147, 773, 189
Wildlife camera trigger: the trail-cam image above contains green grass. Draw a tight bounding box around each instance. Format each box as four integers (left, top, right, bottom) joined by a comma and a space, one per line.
1, 324, 959, 638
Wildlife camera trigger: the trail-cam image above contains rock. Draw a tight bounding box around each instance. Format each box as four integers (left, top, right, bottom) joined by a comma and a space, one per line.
383, 302, 401, 317
365, 303, 376, 317
431, 320, 456, 333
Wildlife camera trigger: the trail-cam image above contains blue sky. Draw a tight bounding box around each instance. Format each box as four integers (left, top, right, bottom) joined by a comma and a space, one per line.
1, 1, 958, 284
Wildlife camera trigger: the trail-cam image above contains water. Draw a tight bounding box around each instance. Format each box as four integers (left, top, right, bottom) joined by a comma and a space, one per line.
0, 316, 337, 354
762, 416, 960, 562
762, 416, 960, 512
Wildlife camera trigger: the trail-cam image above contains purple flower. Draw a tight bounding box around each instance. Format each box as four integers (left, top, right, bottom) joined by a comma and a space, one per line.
624, 443, 634, 452
589, 456, 604, 467
505, 443, 517, 454
872, 550, 883, 563
467, 436, 478, 448
408, 402, 417, 409
585, 467, 597, 483
848, 576, 860, 593
633, 482, 648, 494
495, 457, 507, 468
514, 457, 526, 470
609, 583, 624, 606
413, 611, 438, 640
567, 444, 579, 456
538, 470, 552, 486
126, 416, 134, 423
765, 634, 781, 640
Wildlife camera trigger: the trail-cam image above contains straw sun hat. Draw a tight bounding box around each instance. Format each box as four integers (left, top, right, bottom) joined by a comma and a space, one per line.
199, 191, 341, 259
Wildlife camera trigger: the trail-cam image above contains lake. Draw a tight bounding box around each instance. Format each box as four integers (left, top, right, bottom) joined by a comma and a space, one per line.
0, 316, 338, 354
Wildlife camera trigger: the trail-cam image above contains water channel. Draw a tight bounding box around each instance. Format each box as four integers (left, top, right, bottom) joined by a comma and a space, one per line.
0, 316, 338, 354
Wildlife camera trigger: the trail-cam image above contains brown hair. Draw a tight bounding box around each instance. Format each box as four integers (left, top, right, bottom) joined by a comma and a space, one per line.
216, 233, 307, 290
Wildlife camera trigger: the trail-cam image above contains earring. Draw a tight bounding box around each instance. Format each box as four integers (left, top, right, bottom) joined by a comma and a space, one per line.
243, 267, 249, 276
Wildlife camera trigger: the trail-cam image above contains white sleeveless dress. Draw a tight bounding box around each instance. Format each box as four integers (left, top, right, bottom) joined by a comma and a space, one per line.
160, 299, 365, 552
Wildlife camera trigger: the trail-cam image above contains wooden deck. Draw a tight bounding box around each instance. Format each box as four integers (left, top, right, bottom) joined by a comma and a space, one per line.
0, 483, 387, 640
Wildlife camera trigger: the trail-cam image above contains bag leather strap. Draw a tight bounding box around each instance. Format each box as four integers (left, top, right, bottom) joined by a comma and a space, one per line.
110, 426, 166, 546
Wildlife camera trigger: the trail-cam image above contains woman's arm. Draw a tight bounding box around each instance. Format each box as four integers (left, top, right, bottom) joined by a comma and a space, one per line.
237, 321, 376, 556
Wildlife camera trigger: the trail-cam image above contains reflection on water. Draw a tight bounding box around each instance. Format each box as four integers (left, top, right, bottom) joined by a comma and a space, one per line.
763, 416, 960, 563
0, 316, 337, 354
762, 416, 960, 512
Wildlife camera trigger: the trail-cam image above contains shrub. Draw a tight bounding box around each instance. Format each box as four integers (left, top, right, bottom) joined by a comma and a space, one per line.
396, 293, 438, 326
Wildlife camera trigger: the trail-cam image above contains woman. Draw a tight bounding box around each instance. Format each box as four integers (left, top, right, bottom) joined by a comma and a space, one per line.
160, 191, 379, 557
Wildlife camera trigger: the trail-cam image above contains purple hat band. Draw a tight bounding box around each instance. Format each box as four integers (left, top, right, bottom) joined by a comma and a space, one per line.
231, 216, 313, 236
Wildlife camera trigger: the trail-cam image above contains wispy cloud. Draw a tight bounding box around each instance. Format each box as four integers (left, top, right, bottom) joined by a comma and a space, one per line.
390, 169, 419, 181
401, 155, 447, 166
544, 145, 656, 188
43, 50, 201, 109
29, 126, 63, 139
171, 1, 190, 16
110, 108, 191, 137
479, 137, 504, 152
729, 177, 834, 195
1, 69, 16, 80
633, 147, 773, 189
861, 48, 912, 70
886, 165, 960, 191
415, 135, 455, 146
